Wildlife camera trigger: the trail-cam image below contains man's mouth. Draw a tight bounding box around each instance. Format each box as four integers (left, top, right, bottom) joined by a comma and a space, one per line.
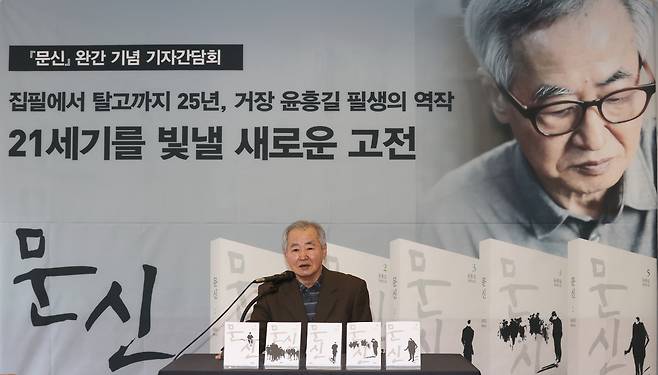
572, 157, 613, 176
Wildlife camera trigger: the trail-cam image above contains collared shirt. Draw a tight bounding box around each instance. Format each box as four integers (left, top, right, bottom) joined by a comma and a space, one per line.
418, 121, 657, 258
298, 274, 323, 321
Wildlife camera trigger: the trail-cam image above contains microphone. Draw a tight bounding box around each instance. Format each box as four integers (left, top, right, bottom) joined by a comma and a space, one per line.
253, 270, 295, 284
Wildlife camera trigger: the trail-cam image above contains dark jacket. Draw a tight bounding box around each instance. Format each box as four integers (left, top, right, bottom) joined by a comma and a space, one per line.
249, 266, 372, 354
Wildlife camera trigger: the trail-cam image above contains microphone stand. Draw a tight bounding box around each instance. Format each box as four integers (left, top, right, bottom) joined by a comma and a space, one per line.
239, 284, 279, 322
172, 281, 255, 361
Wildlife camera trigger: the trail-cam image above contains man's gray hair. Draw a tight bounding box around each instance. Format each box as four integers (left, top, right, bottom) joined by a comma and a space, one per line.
464, 0, 654, 89
282, 220, 327, 252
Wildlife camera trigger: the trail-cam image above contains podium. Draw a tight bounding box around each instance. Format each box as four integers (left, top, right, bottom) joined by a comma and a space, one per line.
159, 353, 480, 375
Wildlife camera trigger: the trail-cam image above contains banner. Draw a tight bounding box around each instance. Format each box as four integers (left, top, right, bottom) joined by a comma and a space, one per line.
1, 1, 655, 374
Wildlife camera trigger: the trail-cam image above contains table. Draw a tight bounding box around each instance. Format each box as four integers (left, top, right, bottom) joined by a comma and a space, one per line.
159, 353, 480, 375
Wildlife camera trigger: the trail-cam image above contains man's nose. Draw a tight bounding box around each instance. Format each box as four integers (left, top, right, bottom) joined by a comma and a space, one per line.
571, 107, 607, 150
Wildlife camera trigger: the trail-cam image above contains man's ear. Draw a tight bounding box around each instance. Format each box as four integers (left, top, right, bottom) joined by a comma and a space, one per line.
477, 67, 513, 124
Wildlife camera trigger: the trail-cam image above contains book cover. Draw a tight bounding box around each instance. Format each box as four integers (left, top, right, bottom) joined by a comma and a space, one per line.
568, 239, 656, 375
223, 322, 260, 369
346, 322, 382, 369
264, 322, 302, 369
305, 322, 342, 369
385, 320, 421, 368
480, 239, 567, 375
389, 239, 481, 368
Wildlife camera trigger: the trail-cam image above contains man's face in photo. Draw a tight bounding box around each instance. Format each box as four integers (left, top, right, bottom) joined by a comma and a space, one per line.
498, 0, 645, 204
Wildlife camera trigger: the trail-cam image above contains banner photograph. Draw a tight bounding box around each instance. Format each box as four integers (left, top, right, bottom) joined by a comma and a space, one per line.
1, 1, 655, 374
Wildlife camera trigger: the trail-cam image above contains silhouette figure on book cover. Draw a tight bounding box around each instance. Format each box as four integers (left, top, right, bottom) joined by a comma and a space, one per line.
404, 338, 418, 362
549, 311, 562, 364
461, 320, 475, 362
624, 317, 650, 375
371, 338, 379, 357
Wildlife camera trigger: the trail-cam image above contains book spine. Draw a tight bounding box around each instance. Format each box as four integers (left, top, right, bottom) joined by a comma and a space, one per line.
478, 240, 492, 375
389, 240, 401, 320
209, 239, 223, 352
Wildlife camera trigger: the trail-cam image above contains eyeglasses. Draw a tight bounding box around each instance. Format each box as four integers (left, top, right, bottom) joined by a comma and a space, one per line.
498, 55, 656, 137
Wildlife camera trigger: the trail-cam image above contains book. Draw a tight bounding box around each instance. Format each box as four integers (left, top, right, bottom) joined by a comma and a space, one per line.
223, 322, 260, 369
346, 321, 382, 369
305, 322, 342, 369
263, 322, 302, 369
389, 239, 481, 369
568, 239, 656, 375
480, 239, 567, 375
385, 320, 421, 368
